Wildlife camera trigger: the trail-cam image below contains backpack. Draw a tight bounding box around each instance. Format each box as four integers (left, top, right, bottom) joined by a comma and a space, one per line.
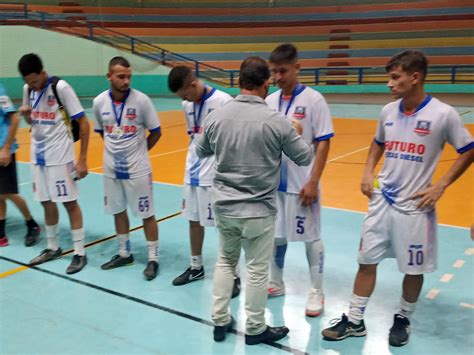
29, 76, 80, 142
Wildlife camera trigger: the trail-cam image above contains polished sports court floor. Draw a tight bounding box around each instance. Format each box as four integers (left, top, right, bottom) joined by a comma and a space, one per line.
1, 98, 472, 355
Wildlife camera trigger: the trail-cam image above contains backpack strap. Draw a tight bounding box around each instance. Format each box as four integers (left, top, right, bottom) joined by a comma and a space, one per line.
50, 76, 63, 109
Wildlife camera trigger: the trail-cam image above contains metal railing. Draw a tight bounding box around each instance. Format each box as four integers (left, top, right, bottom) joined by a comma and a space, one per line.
1, 2, 473, 87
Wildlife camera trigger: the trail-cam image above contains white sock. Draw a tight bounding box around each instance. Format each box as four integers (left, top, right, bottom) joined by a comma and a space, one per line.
71, 228, 85, 256
270, 238, 287, 287
147, 240, 159, 262
305, 239, 324, 290
190, 255, 202, 269
348, 293, 370, 325
45, 224, 59, 251
118, 234, 131, 257
399, 297, 417, 319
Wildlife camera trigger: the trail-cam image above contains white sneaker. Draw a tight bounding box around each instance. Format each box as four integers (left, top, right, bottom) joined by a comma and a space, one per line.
268, 281, 285, 297
306, 288, 324, 317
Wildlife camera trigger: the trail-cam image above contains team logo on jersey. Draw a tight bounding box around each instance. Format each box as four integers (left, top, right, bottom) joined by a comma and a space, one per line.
293, 106, 306, 119
207, 108, 215, 114
46, 95, 56, 106
384, 122, 394, 127
125, 108, 136, 119
414, 120, 431, 136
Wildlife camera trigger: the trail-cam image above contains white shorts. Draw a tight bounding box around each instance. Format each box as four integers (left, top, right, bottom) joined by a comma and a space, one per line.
104, 173, 155, 219
275, 191, 321, 242
358, 193, 438, 274
32, 162, 78, 203
182, 184, 214, 227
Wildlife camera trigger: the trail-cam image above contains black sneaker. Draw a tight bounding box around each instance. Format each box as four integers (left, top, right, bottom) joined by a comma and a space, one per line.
172, 266, 204, 286
389, 314, 410, 347
24, 226, 41, 247
30, 248, 63, 265
231, 277, 241, 299
143, 260, 159, 281
213, 316, 235, 342
101, 254, 134, 270
66, 254, 87, 274
245, 325, 289, 345
321, 314, 367, 341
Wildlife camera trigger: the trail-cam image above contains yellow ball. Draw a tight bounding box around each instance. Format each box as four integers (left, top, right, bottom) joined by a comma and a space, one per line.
373, 178, 380, 189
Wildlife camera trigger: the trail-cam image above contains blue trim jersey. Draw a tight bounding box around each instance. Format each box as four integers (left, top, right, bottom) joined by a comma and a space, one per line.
22, 79, 84, 166
266, 86, 334, 194
375, 96, 473, 213
93, 89, 161, 180
182, 88, 232, 186
0, 84, 18, 153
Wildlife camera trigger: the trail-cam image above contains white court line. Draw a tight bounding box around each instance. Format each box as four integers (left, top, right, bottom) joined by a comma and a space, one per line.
18, 181, 32, 186
465, 248, 474, 256
426, 289, 440, 300
327, 145, 369, 163
460, 303, 474, 309
440, 274, 454, 283
453, 260, 465, 268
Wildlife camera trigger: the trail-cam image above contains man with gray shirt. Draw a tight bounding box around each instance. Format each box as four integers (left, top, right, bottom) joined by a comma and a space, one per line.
196, 56, 313, 345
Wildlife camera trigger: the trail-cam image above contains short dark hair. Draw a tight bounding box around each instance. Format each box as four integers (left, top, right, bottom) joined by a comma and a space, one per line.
168, 65, 194, 93
269, 43, 298, 64
109, 56, 130, 71
239, 56, 270, 90
386, 50, 428, 80
18, 53, 43, 77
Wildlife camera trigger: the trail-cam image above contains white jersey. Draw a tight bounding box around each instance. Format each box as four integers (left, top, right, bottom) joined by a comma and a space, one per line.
182, 88, 232, 186
22, 78, 84, 166
375, 96, 473, 213
93, 89, 161, 179
266, 85, 334, 194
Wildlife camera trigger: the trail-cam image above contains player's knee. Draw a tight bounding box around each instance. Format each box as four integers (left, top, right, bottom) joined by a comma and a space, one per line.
63, 200, 79, 212
358, 263, 377, 274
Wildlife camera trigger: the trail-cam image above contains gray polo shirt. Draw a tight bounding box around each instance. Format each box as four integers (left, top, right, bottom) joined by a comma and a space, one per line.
195, 94, 313, 218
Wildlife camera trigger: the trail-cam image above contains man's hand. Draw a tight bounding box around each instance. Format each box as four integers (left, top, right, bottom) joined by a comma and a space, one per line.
292, 119, 303, 135
0, 147, 11, 167
19, 105, 32, 118
361, 172, 375, 198
75, 158, 88, 180
299, 181, 318, 206
411, 183, 445, 209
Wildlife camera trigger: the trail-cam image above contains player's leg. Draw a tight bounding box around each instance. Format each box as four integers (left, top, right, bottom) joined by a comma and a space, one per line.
63, 199, 87, 274
174, 184, 206, 285
7, 194, 40, 246
268, 191, 288, 296
125, 174, 159, 280
322, 194, 390, 341
0, 195, 7, 246
101, 177, 134, 270
388, 209, 437, 347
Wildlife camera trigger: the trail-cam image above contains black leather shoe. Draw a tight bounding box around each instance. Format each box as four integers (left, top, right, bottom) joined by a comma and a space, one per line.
213, 317, 235, 342
245, 325, 289, 345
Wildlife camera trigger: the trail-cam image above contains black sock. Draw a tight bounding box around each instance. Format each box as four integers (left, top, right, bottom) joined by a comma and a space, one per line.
0, 219, 5, 237
26, 218, 38, 230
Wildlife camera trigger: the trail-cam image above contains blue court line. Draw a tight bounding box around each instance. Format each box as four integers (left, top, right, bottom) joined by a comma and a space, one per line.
0, 254, 308, 355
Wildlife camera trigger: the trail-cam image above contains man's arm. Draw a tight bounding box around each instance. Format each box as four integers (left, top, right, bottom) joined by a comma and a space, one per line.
281, 119, 313, 167
412, 148, 473, 209
75, 115, 90, 179
360, 140, 385, 198
299, 140, 330, 206
0, 112, 20, 166
147, 129, 162, 150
